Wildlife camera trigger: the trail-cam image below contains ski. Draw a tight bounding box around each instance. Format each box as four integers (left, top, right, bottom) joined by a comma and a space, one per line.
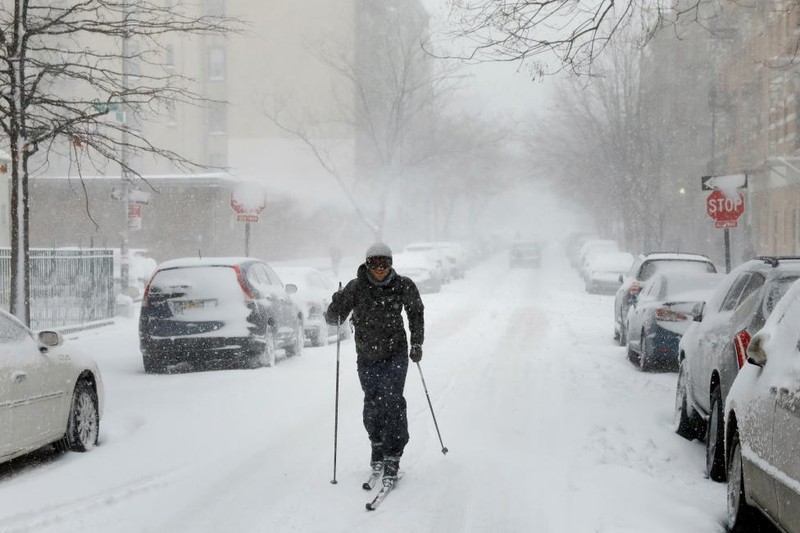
362, 466, 382, 491
365, 472, 403, 511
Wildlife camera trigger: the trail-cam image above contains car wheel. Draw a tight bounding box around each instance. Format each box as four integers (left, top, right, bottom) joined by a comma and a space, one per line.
727, 431, 765, 531
618, 314, 627, 346
251, 327, 277, 368
61, 380, 99, 452
706, 386, 727, 482
673, 359, 701, 440
311, 326, 328, 347
285, 321, 304, 357
639, 331, 650, 372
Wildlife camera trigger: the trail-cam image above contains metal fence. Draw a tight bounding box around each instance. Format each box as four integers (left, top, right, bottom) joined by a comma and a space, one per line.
0, 248, 115, 330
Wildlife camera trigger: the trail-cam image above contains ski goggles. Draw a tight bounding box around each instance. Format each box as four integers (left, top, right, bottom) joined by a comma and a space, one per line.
366, 256, 392, 270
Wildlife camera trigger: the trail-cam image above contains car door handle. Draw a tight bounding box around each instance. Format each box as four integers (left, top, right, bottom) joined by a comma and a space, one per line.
11, 371, 26, 382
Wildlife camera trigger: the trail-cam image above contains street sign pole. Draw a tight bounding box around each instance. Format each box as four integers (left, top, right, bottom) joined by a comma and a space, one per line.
724, 228, 731, 273
245, 221, 250, 257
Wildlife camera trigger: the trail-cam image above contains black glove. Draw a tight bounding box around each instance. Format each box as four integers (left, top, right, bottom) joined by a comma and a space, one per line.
409, 344, 422, 363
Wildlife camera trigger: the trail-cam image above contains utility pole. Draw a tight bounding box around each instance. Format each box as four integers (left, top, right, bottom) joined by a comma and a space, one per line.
120, 0, 132, 294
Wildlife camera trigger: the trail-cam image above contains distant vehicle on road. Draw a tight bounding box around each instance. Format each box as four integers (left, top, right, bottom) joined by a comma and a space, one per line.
509, 240, 542, 268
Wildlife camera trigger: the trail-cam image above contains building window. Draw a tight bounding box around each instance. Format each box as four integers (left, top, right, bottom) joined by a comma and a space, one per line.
208, 47, 225, 81
208, 102, 227, 135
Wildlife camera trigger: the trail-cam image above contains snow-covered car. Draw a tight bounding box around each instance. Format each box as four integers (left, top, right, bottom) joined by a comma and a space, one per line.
577, 239, 620, 279
584, 251, 634, 294
403, 242, 449, 284
273, 266, 349, 347
624, 271, 723, 371
139, 257, 304, 372
614, 252, 717, 345
674, 256, 800, 482
0, 309, 103, 465
392, 252, 442, 294
725, 277, 800, 533
509, 240, 542, 268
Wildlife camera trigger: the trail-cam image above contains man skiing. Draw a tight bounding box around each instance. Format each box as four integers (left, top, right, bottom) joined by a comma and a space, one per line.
326, 242, 425, 487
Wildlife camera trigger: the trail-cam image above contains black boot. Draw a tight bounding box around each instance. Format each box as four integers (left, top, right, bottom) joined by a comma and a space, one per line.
383, 456, 400, 486
370, 441, 383, 470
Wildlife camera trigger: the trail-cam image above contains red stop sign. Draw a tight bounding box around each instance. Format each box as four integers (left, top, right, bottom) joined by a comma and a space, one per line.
706, 189, 745, 228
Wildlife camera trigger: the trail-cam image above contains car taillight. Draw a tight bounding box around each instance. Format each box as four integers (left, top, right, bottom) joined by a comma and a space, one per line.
233, 265, 255, 300
655, 307, 688, 322
629, 281, 641, 295
141, 273, 157, 308
734, 329, 751, 369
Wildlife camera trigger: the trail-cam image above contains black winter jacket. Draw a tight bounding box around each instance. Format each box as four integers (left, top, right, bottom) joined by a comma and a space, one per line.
326, 264, 424, 363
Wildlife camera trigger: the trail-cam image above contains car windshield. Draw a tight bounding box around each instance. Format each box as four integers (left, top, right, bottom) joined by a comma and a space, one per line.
764, 276, 800, 316
640, 259, 714, 280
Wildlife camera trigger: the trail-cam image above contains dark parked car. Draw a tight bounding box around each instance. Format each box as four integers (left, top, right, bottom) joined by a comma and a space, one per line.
139, 257, 304, 372
725, 277, 800, 533
625, 271, 724, 371
674, 256, 800, 482
614, 252, 717, 345
509, 240, 542, 268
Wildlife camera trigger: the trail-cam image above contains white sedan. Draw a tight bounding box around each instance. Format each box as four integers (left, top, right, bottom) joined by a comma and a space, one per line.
0, 310, 103, 464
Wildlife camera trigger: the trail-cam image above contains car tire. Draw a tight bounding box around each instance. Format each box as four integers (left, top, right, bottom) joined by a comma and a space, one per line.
61, 380, 99, 452
706, 386, 727, 482
311, 326, 328, 347
285, 321, 304, 357
727, 431, 765, 531
639, 331, 650, 372
674, 359, 702, 440
618, 314, 627, 346
251, 327, 277, 368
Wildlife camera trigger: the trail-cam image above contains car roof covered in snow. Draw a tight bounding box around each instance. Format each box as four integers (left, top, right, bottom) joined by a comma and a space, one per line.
155, 257, 259, 270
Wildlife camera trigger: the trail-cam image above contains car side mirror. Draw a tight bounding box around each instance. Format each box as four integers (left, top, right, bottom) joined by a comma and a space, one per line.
692, 302, 705, 322
747, 332, 769, 367
38, 330, 63, 348
285, 283, 298, 295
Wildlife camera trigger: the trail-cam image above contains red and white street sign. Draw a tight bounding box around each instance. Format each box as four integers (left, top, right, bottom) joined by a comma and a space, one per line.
706, 189, 745, 228
128, 204, 142, 230
230, 182, 266, 222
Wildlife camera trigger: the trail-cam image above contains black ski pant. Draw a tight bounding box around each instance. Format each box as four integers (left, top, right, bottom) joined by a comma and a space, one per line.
357, 354, 409, 459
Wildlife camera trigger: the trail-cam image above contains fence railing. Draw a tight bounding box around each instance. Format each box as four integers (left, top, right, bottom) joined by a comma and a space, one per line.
0, 248, 115, 330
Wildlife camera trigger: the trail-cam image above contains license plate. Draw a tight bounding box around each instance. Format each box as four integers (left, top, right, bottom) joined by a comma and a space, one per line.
171, 299, 216, 314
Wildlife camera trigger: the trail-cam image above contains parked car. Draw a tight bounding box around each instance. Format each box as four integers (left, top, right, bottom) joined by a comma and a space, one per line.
139, 257, 304, 372
404, 242, 449, 284
625, 271, 724, 371
509, 240, 542, 268
584, 251, 634, 294
673, 256, 800, 482
273, 266, 348, 347
614, 252, 717, 345
0, 309, 103, 465
725, 277, 800, 533
577, 239, 620, 280
392, 252, 442, 294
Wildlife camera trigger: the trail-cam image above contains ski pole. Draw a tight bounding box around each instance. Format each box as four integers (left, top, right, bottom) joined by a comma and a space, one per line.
416, 362, 448, 454
331, 282, 342, 484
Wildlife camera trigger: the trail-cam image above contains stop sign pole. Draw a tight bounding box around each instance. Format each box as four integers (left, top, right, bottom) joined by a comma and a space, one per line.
702, 174, 747, 273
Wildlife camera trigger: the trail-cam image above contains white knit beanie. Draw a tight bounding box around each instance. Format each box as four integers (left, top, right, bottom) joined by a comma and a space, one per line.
365, 242, 392, 259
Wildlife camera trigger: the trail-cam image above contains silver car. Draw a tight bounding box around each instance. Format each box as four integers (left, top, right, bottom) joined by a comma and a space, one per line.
0, 310, 103, 465
674, 256, 800, 483
725, 277, 800, 532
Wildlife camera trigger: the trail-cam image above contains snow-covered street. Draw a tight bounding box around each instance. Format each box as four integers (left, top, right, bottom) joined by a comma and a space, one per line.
0, 242, 730, 533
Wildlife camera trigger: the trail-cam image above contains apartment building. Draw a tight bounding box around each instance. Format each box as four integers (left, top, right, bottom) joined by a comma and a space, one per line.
24, 1, 430, 262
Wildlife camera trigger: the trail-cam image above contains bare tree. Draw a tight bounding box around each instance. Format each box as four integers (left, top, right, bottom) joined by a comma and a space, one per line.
527, 36, 665, 250
0, 0, 240, 324
263, 3, 462, 240
443, 0, 721, 76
